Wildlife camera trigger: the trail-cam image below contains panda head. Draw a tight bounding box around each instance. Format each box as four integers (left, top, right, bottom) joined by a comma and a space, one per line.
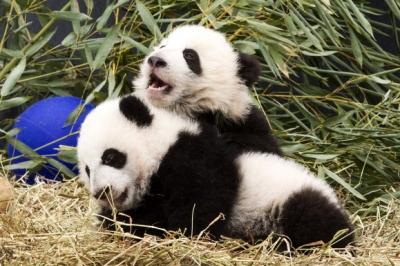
134, 25, 261, 121
77, 95, 199, 211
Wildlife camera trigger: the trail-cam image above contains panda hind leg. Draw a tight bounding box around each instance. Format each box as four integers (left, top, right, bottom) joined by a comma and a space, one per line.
278, 187, 355, 251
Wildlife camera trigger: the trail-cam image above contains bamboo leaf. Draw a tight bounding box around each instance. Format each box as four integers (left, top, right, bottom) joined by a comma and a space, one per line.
385, 0, 400, 20
346, 0, 374, 37
207, 0, 227, 13
0, 96, 31, 111
57, 150, 78, 164
26, 30, 56, 57
84, 0, 93, 11
369, 75, 391, 84
323, 167, 367, 201
47, 158, 76, 179
48, 80, 78, 88
301, 50, 337, 57
289, 10, 323, 51
4, 160, 40, 171
257, 40, 281, 78
314, 0, 341, 44
113, 0, 130, 9
96, 4, 114, 30
50, 11, 92, 22
92, 24, 120, 70
84, 43, 94, 69
302, 154, 340, 162
12, 21, 32, 33
70, 0, 81, 34
119, 34, 150, 54
349, 27, 362, 66
85, 79, 107, 104
136, 0, 162, 39
1, 57, 26, 97
64, 104, 85, 126
107, 69, 116, 96
6, 134, 41, 159
0, 48, 24, 59
268, 44, 288, 77
61, 32, 77, 46
111, 77, 125, 99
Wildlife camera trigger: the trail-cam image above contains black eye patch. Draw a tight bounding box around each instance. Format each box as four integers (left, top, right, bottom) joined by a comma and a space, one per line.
101, 148, 127, 169
183, 48, 201, 75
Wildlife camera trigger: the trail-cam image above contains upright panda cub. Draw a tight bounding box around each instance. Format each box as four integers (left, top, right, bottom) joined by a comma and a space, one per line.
77, 95, 354, 250
134, 25, 282, 157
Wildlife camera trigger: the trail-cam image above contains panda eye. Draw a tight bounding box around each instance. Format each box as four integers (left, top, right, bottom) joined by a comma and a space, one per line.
105, 153, 114, 164
159, 45, 165, 49
183, 51, 195, 60
101, 148, 127, 169
85, 165, 90, 178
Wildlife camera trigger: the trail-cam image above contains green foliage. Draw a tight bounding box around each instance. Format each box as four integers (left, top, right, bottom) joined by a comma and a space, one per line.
0, 0, 399, 204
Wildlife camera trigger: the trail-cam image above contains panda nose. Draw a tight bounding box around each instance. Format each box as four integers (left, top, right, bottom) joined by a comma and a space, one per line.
148, 56, 167, 68
93, 186, 111, 200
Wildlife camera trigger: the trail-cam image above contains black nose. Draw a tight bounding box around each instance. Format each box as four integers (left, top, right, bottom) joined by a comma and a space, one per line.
93, 186, 111, 200
148, 56, 167, 68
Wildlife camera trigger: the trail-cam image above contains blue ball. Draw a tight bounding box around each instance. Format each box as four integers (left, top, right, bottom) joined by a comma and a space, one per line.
7, 96, 94, 184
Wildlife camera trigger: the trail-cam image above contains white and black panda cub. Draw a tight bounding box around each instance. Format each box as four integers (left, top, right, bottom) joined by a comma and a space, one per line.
77, 95, 240, 238
77, 95, 354, 250
134, 25, 283, 157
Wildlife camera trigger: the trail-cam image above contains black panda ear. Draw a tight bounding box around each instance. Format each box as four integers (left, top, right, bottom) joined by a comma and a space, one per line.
237, 53, 261, 87
119, 96, 153, 127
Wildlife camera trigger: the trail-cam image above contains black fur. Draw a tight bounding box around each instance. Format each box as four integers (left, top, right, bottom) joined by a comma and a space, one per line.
280, 187, 354, 249
218, 106, 283, 157
119, 96, 153, 127
196, 106, 283, 157
237, 53, 262, 87
183, 49, 202, 75
100, 123, 239, 238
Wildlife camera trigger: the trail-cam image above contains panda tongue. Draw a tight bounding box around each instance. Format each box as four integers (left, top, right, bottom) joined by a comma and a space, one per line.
149, 82, 169, 91
149, 76, 170, 91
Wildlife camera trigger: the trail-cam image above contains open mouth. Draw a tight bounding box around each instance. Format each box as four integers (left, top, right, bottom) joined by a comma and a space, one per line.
147, 73, 172, 93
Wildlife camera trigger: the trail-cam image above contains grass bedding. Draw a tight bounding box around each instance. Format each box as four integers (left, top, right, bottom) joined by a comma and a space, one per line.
0, 177, 399, 265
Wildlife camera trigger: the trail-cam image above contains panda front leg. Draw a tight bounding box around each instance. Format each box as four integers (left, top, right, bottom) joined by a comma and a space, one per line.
161, 185, 235, 239
158, 155, 239, 239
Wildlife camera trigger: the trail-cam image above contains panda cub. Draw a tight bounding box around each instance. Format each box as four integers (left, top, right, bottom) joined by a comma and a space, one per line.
77, 95, 240, 238
77, 95, 354, 249
134, 25, 283, 157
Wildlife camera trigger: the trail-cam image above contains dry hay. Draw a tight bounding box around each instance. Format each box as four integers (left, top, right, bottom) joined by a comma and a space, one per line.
0, 177, 399, 265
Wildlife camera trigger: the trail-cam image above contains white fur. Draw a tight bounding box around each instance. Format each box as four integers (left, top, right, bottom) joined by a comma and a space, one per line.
77, 98, 200, 211
228, 153, 342, 235
134, 25, 252, 121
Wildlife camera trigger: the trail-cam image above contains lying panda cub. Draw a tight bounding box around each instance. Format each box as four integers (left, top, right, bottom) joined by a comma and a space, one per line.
77, 95, 354, 250
134, 25, 283, 157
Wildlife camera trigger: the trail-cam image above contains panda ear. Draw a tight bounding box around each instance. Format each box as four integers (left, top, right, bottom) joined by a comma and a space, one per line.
237, 53, 261, 87
119, 96, 153, 127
